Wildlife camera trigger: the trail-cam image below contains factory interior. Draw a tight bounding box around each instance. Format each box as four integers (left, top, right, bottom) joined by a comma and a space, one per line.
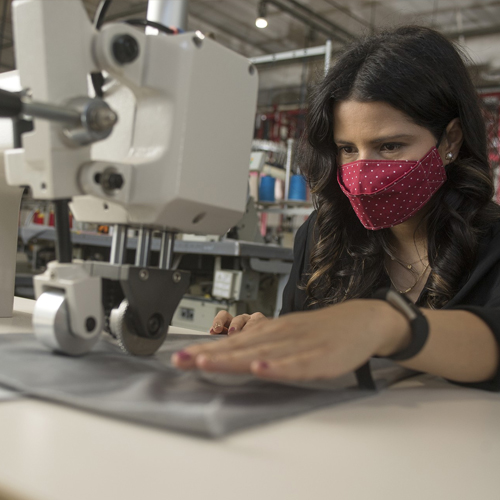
0, 1, 500, 499
10, 0, 500, 331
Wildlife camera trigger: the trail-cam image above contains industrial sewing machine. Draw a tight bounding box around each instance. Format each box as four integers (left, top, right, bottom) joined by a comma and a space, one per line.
0, 0, 258, 355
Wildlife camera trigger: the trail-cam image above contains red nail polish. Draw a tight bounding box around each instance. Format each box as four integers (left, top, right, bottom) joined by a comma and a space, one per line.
258, 361, 269, 369
177, 351, 192, 361
228, 327, 236, 333
209, 328, 214, 334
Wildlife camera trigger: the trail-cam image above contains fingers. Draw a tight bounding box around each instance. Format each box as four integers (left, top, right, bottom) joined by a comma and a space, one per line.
229, 312, 267, 335
211, 312, 268, 336
173, 317, 293, 369
225, 314, 250, 334
210, 310, 233, 334
174, 342, 347, 381
194, 338, 316, 373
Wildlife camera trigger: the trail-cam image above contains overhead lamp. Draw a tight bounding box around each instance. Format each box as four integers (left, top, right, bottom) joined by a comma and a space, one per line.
255, 1, 268, 29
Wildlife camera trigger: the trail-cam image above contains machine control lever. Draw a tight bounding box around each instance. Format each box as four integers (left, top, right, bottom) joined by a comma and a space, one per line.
0, 88, 118, 146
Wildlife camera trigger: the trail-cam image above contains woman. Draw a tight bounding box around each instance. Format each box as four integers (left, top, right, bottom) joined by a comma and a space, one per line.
173, 26, 500, 391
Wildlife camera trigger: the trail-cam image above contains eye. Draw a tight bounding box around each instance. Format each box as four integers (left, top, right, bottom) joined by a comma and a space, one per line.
380, 143, 402, 152
338, 146, 357, 154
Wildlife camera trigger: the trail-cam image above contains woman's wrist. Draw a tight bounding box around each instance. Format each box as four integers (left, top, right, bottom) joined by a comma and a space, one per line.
369, 299, 413, 357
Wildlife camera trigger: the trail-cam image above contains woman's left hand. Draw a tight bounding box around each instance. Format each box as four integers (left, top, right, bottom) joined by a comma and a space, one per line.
172, 299, 409, 381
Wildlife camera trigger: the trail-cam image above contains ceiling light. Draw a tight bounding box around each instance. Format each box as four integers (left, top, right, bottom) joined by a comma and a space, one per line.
255, 17, 268, 28
256, 2, 268, 29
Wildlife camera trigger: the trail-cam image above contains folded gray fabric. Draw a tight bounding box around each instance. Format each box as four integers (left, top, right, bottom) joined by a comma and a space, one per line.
0, 333, 418, 437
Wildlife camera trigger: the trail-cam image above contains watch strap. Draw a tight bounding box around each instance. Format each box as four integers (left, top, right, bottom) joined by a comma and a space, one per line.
371, 288, 429, 361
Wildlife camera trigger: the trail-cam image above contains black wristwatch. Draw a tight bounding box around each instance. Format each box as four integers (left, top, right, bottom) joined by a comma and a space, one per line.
371, 288, 429, 361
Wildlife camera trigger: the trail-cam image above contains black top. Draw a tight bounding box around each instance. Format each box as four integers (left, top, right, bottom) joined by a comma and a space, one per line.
280, 211, 500, 391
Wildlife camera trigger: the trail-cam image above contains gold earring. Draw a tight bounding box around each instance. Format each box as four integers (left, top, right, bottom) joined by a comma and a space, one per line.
445, 152, 453, 161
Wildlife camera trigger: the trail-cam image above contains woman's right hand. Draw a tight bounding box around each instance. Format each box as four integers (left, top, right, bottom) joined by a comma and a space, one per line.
210, 311, 268, 336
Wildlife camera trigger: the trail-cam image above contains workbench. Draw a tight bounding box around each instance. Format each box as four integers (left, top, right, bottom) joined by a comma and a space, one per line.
0, 297, 499, 500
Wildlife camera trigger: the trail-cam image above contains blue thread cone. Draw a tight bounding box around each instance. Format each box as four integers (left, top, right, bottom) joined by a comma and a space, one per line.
289, 175, 307, 201
259, 176, 276, 202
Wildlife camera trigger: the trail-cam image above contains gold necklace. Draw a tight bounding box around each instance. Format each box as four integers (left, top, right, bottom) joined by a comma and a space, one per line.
384, 262, 430, 294
386, 251, 428, 271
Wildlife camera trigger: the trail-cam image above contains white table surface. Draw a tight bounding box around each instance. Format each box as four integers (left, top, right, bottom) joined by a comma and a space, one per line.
0, 297, 499, 500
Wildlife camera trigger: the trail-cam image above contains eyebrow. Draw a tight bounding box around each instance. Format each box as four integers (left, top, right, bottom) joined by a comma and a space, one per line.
334, 134, 416, 145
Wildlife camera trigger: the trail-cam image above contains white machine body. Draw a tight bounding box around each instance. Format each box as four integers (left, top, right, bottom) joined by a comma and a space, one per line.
5, 0, 258, 235
0, 0, 259, 354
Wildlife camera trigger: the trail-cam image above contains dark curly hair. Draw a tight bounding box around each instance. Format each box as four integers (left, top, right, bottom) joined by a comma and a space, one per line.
300, 25, 500, 309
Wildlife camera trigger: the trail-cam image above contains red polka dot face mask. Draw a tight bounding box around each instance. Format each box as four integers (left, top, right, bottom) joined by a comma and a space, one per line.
337, 147, 447, 230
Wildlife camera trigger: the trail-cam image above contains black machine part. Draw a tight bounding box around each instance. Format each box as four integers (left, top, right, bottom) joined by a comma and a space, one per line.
88, 262, 190, 356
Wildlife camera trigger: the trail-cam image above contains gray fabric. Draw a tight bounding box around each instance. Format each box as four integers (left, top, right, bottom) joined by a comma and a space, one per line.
0, 333, 418, 437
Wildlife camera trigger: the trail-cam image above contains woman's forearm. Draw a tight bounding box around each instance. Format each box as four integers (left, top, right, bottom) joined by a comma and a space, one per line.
376, 304, 500, 383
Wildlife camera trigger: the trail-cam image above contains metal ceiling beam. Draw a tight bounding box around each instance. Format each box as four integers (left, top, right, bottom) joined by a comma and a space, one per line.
266, 0, 351, 44
322, 0, 371, 28
283, 0, 355, 40
410, 0, 500, 17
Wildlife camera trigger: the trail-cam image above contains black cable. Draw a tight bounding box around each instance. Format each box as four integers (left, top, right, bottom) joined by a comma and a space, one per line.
91, 72, 105, 98
95, 0, 175, 36
0, 0, 9, 70
91, 7, 175, 98
124, 19, 175, 35
94, 0, 113, 30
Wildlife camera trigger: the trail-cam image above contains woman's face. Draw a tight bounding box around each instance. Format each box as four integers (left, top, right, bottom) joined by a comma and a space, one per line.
333, 100, 440, 165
